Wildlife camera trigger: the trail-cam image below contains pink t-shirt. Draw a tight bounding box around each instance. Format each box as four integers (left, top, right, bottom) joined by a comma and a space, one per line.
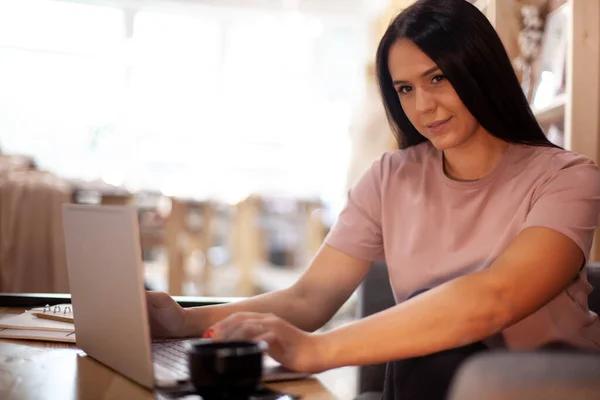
326, 141, 600, 350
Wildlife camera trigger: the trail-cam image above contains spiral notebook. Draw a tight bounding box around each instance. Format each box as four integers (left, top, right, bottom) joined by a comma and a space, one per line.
0, 304, 76, 343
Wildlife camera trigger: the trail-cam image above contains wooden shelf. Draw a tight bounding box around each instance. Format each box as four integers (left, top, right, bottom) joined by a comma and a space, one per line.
533, 93, 567, 127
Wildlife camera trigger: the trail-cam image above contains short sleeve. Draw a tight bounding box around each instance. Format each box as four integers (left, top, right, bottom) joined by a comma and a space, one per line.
325, 156, 385, 261
522, 156, 600, 259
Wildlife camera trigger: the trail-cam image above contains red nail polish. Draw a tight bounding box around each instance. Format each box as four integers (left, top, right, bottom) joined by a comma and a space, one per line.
203, 328, 215, 339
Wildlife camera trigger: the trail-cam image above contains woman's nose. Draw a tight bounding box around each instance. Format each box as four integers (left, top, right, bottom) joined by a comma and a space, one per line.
415, 88, 436, 113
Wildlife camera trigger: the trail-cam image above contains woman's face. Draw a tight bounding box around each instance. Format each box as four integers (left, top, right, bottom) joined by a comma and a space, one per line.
388, 39, 484, 150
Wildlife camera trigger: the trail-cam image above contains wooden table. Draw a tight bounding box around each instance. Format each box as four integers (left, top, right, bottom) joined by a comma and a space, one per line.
0, 308, 336, 400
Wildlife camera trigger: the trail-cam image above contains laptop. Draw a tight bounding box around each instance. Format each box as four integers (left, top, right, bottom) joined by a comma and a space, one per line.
62, 203, 310, 389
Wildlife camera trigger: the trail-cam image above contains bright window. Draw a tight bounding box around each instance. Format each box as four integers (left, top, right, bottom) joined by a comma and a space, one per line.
0, 0, 366, 208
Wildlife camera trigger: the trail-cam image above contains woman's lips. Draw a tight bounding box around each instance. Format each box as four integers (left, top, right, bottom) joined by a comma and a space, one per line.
426, 116, 453, 134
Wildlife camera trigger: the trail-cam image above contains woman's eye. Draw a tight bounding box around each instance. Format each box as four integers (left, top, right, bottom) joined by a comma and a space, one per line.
397, 85, 412, 94
431, 74, 446, 84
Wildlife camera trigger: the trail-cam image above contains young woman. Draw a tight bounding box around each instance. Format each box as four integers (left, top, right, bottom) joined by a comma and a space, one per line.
146, 0, 600, 398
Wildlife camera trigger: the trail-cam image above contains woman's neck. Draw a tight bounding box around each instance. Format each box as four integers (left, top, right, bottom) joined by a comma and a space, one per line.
442, 134, 510, 181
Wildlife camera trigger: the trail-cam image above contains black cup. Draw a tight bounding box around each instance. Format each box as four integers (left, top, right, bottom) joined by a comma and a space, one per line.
188, 340, 267, 399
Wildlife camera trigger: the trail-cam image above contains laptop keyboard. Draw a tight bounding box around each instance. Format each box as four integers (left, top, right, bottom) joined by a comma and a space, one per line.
152, 340, 192, 380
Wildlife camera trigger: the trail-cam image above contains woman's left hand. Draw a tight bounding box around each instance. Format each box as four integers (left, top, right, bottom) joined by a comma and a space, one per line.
206, 312, 329, 373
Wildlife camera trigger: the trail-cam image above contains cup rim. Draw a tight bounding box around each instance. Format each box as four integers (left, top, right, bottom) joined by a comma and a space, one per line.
189, 340, 269, 357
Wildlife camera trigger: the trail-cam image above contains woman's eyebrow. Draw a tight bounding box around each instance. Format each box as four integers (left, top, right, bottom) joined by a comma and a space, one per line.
393, 66, 441, 85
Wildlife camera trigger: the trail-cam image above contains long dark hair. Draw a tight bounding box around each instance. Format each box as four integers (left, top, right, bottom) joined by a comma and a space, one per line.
376, 0, 556, 149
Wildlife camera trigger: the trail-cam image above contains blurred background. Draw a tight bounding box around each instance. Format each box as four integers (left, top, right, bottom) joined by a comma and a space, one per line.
0, 0, 399, 301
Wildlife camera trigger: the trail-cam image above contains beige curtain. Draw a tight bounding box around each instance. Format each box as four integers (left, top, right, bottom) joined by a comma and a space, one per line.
0, 158, 71, 293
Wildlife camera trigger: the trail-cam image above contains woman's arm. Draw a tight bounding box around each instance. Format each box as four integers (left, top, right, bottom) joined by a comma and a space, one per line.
181, 244, 372, 336
315, 226, 584, 369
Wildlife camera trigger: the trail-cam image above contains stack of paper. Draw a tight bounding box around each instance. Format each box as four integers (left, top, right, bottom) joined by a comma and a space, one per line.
0, 304, 76, 343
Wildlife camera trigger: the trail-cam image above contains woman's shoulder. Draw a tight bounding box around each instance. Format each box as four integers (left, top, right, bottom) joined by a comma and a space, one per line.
380, 141, 436, 171
513, 144, 598, 172
511, 145, 600, 195
368, 141, 437, 186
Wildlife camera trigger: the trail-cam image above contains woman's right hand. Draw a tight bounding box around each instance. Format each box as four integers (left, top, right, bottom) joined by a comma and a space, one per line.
145, 291, 188, 338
